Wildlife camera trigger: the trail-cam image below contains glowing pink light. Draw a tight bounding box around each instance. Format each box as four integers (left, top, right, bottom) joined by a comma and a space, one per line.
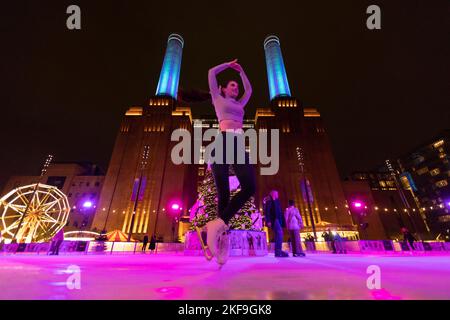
352, 201, 363, 208
82, 201, 93, 208
171, 203, 180, 210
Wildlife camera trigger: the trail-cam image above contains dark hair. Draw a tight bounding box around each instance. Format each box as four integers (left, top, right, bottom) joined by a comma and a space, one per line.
288, 200, 295, 206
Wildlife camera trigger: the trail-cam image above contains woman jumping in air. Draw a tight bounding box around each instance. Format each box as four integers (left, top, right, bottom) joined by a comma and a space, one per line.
197, 59, 256, 266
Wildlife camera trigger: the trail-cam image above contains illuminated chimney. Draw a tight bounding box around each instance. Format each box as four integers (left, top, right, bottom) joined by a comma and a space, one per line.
155, 33, 184, 99
263, 35, 292, 101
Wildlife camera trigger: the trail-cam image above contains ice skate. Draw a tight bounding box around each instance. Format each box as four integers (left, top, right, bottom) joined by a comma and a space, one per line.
216, 227, 230, 268
205, 218, 227, 257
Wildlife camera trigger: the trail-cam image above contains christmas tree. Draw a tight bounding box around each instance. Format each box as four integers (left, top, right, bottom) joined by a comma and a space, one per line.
189, 165, 262, 231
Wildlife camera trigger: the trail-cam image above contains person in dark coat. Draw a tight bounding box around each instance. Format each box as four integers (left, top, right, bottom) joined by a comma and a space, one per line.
149, 234, 156, 253
322, 229, 336, 253
305, 233, 316, 252
284, 200, 305, 257
264, 190, 289, 257
49, 229, 64, 255
142, 234, 149, 253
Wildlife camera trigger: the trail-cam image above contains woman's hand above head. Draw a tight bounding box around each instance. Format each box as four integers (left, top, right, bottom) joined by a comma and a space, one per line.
229, 61, 244, 73
226, 59, 238, 67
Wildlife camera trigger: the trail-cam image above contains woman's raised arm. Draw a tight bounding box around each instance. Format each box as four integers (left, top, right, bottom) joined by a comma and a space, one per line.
238, 69, 252, 106
229, 61, 252, 105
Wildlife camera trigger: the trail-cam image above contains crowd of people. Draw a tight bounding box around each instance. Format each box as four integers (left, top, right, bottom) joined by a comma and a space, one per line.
262, 189, 353, 256
261, 189, 420, 256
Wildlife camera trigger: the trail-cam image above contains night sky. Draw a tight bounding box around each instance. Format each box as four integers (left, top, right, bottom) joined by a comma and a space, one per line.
1, 0, 449, 190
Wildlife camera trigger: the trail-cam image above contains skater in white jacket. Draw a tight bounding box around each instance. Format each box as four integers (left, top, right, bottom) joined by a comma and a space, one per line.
284, 200, 306, 257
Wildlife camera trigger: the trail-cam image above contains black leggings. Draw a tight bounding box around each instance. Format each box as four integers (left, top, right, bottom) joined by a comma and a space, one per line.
211, 132, 256, 225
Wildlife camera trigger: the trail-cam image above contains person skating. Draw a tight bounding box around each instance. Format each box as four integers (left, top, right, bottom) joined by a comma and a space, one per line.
305, 233, 316, 252
200, 59, 255, 267
284, 200, 306, 257
333, 232, 347, 254
264, 190, 289, 257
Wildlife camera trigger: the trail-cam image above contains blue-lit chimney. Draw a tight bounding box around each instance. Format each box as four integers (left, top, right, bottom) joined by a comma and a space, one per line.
263, 35, 292, 101
155, 33, 184, 99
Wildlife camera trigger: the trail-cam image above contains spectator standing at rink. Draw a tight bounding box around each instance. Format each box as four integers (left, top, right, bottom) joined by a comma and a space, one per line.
149, 234, 157, 253
264, 190, 289, 257
284, 200, 306, 257
142, 234, 149, 253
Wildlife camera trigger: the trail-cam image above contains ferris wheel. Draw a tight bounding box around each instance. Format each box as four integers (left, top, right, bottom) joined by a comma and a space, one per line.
0, 183, 70, 243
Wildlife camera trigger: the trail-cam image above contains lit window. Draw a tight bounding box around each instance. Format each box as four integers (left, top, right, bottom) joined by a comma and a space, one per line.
430, 168, 441, 176
436, 180, 448, 188
433, 140, 444, 149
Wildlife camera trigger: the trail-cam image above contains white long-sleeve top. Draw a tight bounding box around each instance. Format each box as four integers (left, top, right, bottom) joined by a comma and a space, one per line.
284, 206, 303, 231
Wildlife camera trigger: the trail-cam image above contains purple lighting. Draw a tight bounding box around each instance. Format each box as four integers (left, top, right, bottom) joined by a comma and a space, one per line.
171, 203, 180, 210
82, 201, 93, 208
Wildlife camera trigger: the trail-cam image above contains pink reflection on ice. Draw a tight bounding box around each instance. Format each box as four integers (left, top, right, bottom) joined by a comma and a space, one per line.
155, 286, 184, 299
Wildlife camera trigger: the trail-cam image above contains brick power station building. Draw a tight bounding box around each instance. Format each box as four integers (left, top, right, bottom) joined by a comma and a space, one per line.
90, 34, 357, 241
